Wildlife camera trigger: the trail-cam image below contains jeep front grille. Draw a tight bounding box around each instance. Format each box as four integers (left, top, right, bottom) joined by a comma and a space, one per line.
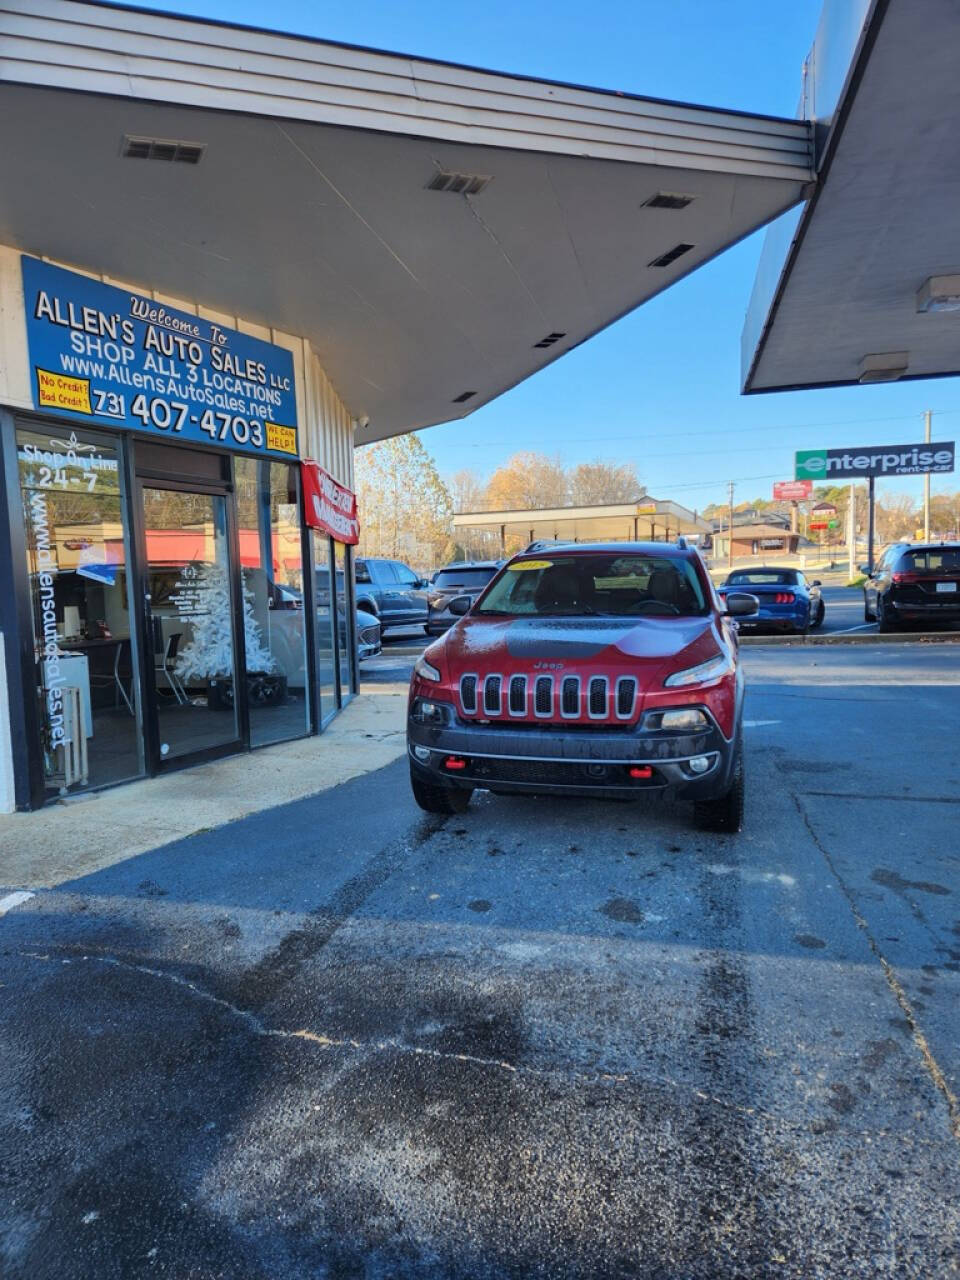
561, 676, 580, 717
483, 674, 502, 714
457, 669, 639, 724
508, 675, 527, 715
534, 676, 553, 716
616, 677, 637, 719
588, 676, 608, 718
460, 674, 478, 714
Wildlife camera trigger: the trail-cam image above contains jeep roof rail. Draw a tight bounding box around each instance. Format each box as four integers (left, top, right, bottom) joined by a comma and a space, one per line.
524, 539, 574, 552
676, 535, 688, 549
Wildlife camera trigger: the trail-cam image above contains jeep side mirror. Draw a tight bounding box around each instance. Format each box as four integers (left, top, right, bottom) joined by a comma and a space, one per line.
447, 595, 472, 617
723, 592, 759, 618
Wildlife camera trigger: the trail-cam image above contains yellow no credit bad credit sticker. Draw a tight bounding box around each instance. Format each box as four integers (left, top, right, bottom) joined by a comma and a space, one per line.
512, 560, 554, 571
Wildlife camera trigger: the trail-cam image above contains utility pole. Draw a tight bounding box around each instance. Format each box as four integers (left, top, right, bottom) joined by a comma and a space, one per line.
727, 481, 735, 570
923, 409, 932, 541
847, 481, 856, 582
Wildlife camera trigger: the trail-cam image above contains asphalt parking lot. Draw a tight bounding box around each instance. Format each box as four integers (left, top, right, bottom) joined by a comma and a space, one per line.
1, 638, 958, 1278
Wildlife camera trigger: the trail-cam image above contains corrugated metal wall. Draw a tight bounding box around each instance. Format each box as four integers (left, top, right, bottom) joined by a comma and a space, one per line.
0, 243, 355, 487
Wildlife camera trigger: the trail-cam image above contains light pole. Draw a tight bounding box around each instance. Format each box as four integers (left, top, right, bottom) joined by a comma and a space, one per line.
923, 409, 932, 541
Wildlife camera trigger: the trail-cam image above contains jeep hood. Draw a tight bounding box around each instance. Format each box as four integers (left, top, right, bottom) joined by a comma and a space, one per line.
438, 615, 721, 676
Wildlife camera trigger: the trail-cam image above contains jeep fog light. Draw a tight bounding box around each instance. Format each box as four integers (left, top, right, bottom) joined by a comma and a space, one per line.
659, 709, 708, 731
413, 746, 431, 762
689, 755, 711, 774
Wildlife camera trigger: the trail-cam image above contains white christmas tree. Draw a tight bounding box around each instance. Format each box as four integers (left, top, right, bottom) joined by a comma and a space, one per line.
174, 563, 276, 682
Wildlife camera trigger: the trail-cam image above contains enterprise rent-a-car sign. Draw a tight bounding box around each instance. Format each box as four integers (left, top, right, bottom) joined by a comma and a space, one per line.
796, 443, 955, 481
21, 257, 298, 459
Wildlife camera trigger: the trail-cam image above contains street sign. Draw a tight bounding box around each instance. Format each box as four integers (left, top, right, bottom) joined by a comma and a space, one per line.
796, 443, 955, 480
809, 520, 838, 531
636, 502, 657, 514
773, 480, 812, 500
811, 502, 837, 517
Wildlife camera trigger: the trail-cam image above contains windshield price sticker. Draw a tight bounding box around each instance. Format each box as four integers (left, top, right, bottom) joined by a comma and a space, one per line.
21, 257, 298, 460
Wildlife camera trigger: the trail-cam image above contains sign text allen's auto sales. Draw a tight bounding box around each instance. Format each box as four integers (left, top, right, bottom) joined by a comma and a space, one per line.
21, 257, 298, 459
796, 442, 955, 481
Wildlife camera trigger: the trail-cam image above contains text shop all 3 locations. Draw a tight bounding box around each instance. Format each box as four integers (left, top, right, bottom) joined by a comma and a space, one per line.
21, 256, 298, 459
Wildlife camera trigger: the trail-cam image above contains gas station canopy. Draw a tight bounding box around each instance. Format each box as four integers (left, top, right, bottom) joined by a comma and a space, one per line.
454, 500, 709, 552
743, 0, 960, 393
0, 1, 814, 444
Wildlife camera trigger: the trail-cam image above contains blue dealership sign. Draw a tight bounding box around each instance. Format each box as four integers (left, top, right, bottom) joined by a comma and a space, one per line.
21, 256, 299, 459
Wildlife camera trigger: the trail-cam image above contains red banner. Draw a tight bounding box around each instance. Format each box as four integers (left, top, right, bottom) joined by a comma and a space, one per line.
301, 460, 359, 544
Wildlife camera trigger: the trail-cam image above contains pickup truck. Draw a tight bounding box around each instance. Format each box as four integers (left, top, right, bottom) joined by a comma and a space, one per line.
354, 557, 430, 632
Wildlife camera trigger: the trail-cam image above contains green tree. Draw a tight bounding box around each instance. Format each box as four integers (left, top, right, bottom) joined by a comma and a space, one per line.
355, 435, 453, 568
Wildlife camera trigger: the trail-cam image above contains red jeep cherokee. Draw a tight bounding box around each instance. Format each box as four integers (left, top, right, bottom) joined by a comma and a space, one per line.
407, 542, 758, 832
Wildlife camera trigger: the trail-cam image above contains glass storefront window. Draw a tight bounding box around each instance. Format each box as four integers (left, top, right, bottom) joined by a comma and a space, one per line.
313, 533, 343, 724
17, 423, 143, 795
141, 486, 240, 760
333, 539, 354, 701
234, 458, 310, 747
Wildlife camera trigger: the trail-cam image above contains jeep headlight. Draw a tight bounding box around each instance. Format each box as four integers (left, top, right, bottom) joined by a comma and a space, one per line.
663, 652, 732, 689
414, 654, 441, 682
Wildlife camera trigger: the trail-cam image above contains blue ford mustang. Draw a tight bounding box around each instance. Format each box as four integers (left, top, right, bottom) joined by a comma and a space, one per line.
718, 567, 824, 634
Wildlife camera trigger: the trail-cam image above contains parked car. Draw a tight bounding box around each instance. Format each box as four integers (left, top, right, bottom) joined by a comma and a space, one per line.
354, 557, 430, 632
863, 542, 960, 630
407, 542, 758, 831
717, 567, 823, 633
356, 607, 382, 660
426, 560, 503, 635
314, 569, 382, 660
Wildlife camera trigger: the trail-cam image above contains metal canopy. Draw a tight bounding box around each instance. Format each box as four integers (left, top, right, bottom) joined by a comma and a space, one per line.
744, 0, 960, 393
1, 1, 812, 441
453, 500, 710, 546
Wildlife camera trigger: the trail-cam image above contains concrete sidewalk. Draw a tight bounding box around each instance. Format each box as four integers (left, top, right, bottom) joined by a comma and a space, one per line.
0, 685, 409, 891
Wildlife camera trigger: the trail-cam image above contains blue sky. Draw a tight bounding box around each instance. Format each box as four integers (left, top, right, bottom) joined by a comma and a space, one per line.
143, 0, 960, 511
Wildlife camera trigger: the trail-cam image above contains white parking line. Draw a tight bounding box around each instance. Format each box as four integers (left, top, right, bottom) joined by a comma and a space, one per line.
0, 891, 35, 916
744, 719, 781, 728
829, 623, 877, 634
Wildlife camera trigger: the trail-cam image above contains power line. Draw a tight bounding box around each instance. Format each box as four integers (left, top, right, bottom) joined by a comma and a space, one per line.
456, 408, 960, 450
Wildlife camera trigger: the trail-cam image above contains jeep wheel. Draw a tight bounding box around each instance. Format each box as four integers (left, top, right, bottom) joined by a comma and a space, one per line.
694, 747, 744, 834
410, 766, 473, 815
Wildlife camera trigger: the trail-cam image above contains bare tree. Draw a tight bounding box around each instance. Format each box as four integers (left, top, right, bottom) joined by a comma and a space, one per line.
568, 460, 644, 506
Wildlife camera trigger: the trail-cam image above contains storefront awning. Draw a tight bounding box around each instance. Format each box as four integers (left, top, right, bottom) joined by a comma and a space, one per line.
1, 1, 813, 443
743, 0, 960, 393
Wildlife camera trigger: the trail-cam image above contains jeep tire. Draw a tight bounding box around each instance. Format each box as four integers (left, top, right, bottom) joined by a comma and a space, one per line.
694, 744, 744, 834
410, 765, 473, 815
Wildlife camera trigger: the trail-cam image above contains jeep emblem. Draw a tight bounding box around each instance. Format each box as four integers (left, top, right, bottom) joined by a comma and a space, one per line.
533, 661, 564, 671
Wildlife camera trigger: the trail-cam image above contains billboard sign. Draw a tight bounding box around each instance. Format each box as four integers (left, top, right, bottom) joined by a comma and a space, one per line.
773, 480, 812, 500
21, 256, 298, 460
796, 443, 955, 481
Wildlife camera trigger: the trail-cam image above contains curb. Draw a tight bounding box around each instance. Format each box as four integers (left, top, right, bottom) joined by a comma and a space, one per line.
739, 631, 960, 647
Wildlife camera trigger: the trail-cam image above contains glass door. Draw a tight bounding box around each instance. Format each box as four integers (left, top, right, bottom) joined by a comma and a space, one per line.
140, 486, 241, 763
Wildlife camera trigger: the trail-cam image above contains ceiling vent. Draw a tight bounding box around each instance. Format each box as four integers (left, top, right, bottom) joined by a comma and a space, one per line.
122, 135, 206, 164
427, 170, 492, 196
642, 191, 697, 210
533, 331, 567, 349
452, 390, 477, 403
648, 242, 695, 268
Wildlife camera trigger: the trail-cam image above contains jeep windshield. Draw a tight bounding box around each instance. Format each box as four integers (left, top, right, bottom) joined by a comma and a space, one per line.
475, 554, 708, 617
